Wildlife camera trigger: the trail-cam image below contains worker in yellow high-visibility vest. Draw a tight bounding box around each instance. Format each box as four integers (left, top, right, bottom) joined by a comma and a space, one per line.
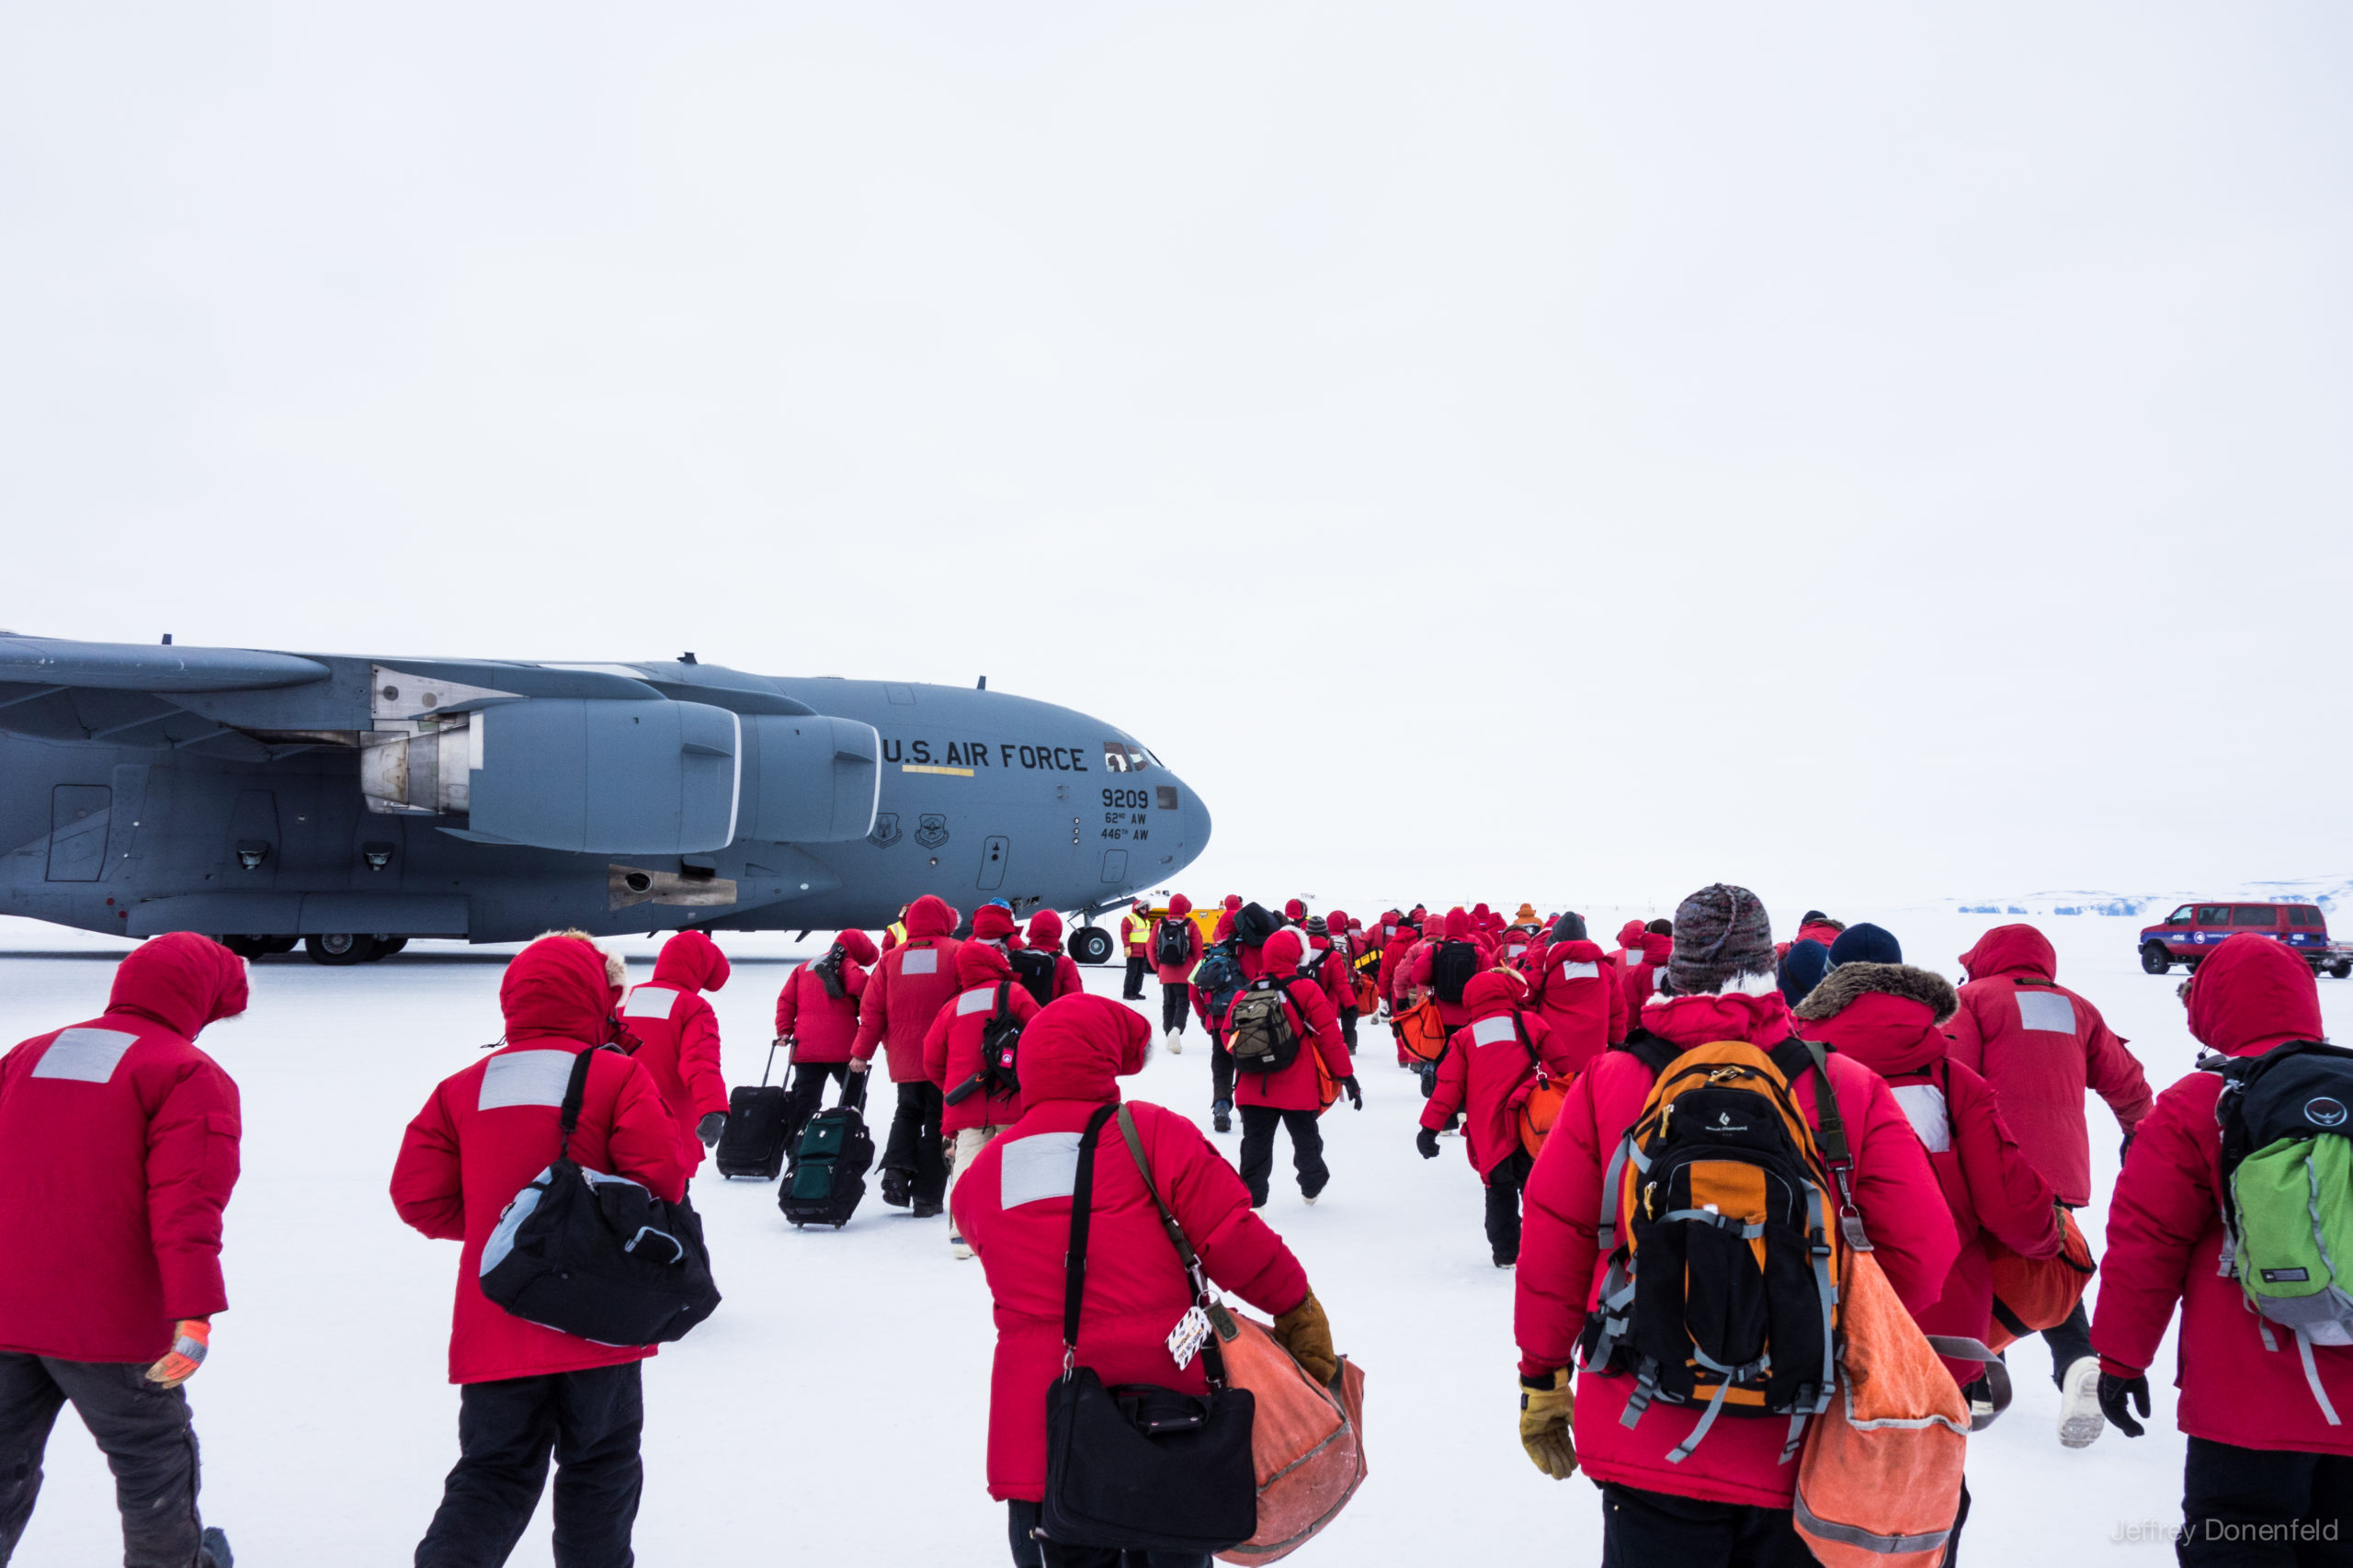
1118, 896, 1154, 1000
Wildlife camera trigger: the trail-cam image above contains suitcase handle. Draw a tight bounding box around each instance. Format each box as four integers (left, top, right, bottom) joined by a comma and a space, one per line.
762, 1037, 794, 1088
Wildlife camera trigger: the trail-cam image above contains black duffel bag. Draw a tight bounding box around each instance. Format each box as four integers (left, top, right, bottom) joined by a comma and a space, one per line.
1037, 1103, 1256, 1556
479, 1045, 722, 1346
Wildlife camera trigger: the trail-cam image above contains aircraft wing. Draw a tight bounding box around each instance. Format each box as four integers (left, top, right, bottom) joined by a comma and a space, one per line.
0, 634, 331, 693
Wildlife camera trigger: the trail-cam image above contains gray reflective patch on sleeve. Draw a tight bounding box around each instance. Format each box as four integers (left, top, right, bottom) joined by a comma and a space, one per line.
902, 949, 937, 976
622, 986, 678, 1019
29, 1028, 139, 1084
998, 1131, 1084, 1209
1892, 1083, 1951, 1153
478, 1050, 579, 1110
2016, 991, 2077, 1034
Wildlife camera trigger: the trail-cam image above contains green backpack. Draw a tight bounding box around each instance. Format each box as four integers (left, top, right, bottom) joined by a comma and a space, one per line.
2211, 1039, 2353, 1423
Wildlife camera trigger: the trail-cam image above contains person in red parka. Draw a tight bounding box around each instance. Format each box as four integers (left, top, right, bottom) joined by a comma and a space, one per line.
1945, 922, 2151, 1407
1151, 894, 1203, 1051
392, 931, 689, 1567
1617, 921, 1674, 1015
1118, 896, 1152, 1001
926, 934, 1042, 1259
853, 893, 964, 1216
2093, 935, 2353, 1544
1514, 885, 1958, 1566
1523, 912, 1626, 1074
1379, 915, 1423, 1030
1226, 929, 1358, 1208
1018, 909, 1086, 1005
952, 994, 1335, 1567
1305, 913, 1358, 1049
1408, 908, 1493, 1034
0, 933, 244, 1568
620, 928, 731, 1176
773, 929, 881, 1146
1418, 969, 1573, 1267
1791, 960, 2062, 1399
1210, 892, 1244, 944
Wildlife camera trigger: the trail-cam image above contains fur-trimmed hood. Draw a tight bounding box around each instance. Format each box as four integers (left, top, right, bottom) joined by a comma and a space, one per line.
1792, 961, 1958, 1025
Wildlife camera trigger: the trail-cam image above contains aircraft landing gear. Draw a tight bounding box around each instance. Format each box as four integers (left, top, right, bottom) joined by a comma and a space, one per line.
305, 933, 380, 966
1070, 926, 1115, 965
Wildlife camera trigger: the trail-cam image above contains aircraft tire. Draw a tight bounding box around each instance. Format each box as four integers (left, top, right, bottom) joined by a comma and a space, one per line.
1070, 926, 1115, 965
305, 933, 380, 967
220, 935, 271, 960
371, 937, 409, 960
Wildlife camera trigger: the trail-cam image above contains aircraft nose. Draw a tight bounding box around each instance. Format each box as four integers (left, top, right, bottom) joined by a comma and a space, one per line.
1173, 776, 1211, 860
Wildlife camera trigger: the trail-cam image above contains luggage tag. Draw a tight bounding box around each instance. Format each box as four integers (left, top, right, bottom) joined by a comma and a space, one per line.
1167, 1305, 1213, 1370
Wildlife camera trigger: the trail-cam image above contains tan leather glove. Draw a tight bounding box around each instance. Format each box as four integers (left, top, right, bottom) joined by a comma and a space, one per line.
1519, 1369, 1577, 1480
1272, 1291, 1337, 1385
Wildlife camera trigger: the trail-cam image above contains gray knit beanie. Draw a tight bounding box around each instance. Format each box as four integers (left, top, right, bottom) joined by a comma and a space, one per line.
1664, 883, 1777, 995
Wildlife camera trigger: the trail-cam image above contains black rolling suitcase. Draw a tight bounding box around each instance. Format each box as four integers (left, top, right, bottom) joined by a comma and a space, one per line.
779, 1074, 875, 1229
715, 1040, 793, 1180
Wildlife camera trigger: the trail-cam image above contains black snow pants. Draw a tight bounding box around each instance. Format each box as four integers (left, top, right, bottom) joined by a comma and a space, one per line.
1161, 983, 1190, 1035
0, 1354, 212, 1568
1599, 1483, 1819, 1568
1121, 956, 1149, 1000
2041, 1297, 2095, 1387
2178, 1437, 2353, 1566
880, 1080, 948, 1207
1483, 1149, 1533, 1266
415, 1363, 643, 1568
781, 1060, 850, 1148
1006, 1500, 1211, 1567
1210, 1031, 1234, 1109
1238, 1106, 1327, 1208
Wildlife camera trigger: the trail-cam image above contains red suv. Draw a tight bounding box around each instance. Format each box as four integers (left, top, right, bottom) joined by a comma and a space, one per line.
2138, 901, 2347, 978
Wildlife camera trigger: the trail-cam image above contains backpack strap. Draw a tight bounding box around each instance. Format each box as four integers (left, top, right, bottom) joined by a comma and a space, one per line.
555, 1045, 610, 1166
1114, 1105, 1234, 1387
1060, 1103, 1121, 1375
1799, 1038, 1871, 1252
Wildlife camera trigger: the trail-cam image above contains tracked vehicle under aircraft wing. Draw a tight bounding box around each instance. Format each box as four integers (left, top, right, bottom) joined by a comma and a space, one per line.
0, 635, 1211, 963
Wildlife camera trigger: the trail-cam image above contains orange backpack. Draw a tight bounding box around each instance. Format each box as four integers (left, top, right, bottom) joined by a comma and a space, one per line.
1493, 1010, 1569, 1157
1984, 1206, 2096, 1351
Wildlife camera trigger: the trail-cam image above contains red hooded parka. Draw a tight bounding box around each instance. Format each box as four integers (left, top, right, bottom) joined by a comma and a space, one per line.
1525, 937, 1627, 1073
1154, 896, 1203, 984
1516, 988, 1959, 1509
774, 930, 881, 1063
1945, 925, 2151, 1207
1023, 911, 1086, 1001
853, 895, 965, 1082
926, 941, 1042, 1134
1227, 930, 1353, 1113
621, 929, 731, 1171
1423, 971, 1574, 1180
391, 936, 688, 1384
0, 934, 247, 1363
2093, 935, 2353, 1453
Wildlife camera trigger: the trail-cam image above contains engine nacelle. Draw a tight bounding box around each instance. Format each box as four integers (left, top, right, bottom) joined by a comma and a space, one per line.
737, 714, 881, 845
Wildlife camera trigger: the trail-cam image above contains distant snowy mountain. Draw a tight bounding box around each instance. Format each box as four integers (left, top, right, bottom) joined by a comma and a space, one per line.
1941, 876, 2353, 917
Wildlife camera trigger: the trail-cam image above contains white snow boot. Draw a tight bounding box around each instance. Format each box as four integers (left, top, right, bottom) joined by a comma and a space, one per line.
951, 1233, 973, 1261
2058, 1355, 2104, 1448
1165, 1028, 1183, 1055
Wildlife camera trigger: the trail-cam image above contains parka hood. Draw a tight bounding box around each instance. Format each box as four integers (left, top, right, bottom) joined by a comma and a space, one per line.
1017, 994, 1154, 1104
1959, 924, 2055, 983
501, 934, 621, 1045
957, 939, 1016, 986
1262, 929, 1306, 974
1027, 909, 1064, 953
107, 933, 249, 1040
1167, 894, 1194, 917
1465, 969, 1529, 1020
904, 895, 959, 940
833, 929, 881, 966
651, 928, 730, 994
2188, 934, 2325, 1057
1793, 961, 1959, 1026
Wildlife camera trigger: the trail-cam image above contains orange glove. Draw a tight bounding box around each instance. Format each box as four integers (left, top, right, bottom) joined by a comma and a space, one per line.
146, 1320, 210, 1387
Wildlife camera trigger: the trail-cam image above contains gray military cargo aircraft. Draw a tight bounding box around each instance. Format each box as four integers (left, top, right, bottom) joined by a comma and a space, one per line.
0, 633, 1210, 964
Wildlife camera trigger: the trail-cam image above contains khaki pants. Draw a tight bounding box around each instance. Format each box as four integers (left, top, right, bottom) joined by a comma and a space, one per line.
945, 1125, 1008, 1227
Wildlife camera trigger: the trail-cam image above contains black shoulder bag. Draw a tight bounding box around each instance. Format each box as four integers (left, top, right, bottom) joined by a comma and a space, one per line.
478, 1046, 722, 1346
1040, 1104, 1257, 1554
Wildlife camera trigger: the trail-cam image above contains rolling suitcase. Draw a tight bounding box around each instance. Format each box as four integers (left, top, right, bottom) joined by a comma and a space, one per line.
715, 1040, 793, 1180
779, 1073, 875, 1229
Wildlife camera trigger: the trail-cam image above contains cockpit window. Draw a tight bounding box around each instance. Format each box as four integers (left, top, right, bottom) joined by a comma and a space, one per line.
1103, 741, 1151, 773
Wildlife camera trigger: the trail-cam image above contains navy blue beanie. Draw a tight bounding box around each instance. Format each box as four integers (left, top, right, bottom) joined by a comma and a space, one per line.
1778, 939, 1832, 1006
1828, 923, 1902, 967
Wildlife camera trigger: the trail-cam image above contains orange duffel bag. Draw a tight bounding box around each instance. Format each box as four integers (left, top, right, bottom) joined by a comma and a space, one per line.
1984, 1206, 2097, 1351
1793, 1248, 1970, 1568
1392, 1000, 1448, 1065
1213, 1314, 1369, 1565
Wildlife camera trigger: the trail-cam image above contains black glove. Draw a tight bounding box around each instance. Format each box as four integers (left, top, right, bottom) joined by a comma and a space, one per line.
696, 1112, 727, 1148
1416, 1126, 1441, 1160
2099, 1371, 2149, 1438
1341, 1075, 1362, 1110
2120, 1131, 2136, 1164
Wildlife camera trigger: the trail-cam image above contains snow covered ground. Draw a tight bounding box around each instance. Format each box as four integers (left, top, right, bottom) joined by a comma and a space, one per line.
7, 902, 2345, 1565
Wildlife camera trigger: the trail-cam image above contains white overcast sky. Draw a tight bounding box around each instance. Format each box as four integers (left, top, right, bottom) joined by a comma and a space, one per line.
2, 5, 2347, 912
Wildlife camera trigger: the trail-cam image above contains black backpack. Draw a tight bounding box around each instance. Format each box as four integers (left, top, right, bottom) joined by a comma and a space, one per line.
478, 1047, 722, 1346
1227, 976, 1305, 1075
1010, 948, 1058, 1007
810, 944, 848, 1001
1233, 902, 1282, 948
1154, 917, 1193, 968
1429, 940, 1481, 1006
946, 983, 1025, 1107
